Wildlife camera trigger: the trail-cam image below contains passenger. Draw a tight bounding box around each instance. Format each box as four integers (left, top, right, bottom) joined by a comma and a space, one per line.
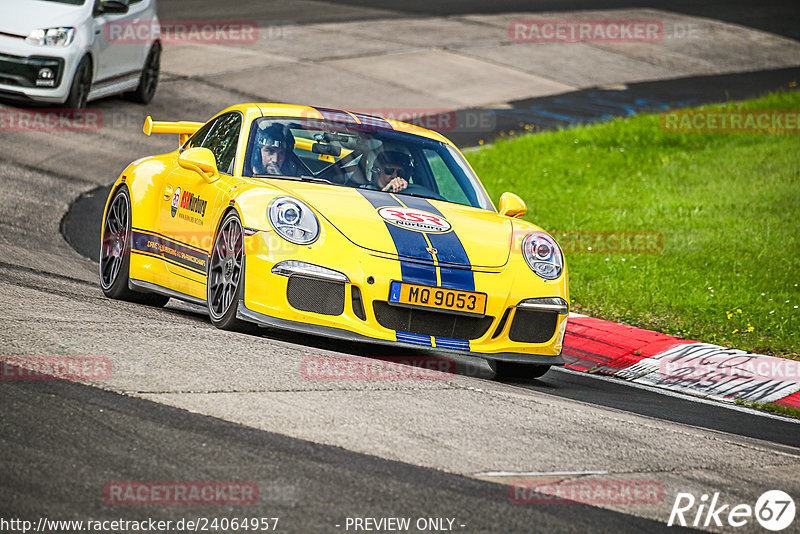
252, 123, 298, 176
370, 150, 412, 193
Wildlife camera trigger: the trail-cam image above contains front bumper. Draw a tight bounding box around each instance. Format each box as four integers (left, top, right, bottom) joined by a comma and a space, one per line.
238, 227, 569, 364
0, 35, 78, 103
237, 300, 565, 365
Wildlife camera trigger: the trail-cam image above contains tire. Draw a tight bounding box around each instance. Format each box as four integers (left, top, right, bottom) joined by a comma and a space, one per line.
64, 56, 91, 109
207, 211, 254, 332
494, 361, 551, 381
126, 42, 160, 104
99, 186, 169, 307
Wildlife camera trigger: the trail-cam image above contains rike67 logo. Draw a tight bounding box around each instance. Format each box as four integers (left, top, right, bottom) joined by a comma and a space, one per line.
668, 490, 795, 531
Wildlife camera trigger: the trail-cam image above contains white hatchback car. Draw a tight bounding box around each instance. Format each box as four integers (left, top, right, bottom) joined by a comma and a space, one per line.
0, 0, 160, 108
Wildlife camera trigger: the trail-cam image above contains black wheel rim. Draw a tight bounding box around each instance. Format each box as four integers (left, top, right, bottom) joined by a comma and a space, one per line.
100, 193, 128, 289
208, 217, 243, 319
142, 47, 160, 99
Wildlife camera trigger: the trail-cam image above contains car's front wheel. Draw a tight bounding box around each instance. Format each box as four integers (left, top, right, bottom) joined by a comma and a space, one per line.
64, 56, 91, 109
494, 361, 551, 381
99, 186, 169, 306
207, 211, 254, 332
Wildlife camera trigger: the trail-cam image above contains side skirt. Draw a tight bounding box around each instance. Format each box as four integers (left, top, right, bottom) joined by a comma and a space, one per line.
129, 278, 207, 307
87, 71, 140, 101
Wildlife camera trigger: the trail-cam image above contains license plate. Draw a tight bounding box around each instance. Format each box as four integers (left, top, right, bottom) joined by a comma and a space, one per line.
388, 281, 487, 316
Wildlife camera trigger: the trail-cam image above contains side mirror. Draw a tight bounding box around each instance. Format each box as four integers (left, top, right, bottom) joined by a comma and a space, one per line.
498, 192, 527, 218
179, 148, 219, 183
95, 0, 129, 15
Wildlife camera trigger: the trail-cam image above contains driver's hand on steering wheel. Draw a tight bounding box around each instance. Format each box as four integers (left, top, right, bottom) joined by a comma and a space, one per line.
381, 176, 408, 193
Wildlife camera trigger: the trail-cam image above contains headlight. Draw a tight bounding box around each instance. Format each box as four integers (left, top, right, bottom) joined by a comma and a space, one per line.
26, 27, 75, 47
267, 196, 320, 245
522, 231, 563, 280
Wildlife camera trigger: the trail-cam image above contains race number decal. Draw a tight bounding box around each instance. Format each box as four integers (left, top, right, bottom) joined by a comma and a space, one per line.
171, 187, 181, 217
378, 207, 451, 233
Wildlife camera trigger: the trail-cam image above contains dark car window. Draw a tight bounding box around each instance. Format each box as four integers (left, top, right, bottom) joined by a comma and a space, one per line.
200, 113, 242, 175
180, 113, 242, 175
183, 119, 216, 151
244, 116, 494, 210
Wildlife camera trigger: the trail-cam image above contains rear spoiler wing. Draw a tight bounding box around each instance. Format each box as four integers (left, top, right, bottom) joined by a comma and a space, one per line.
143, 116, 204, 146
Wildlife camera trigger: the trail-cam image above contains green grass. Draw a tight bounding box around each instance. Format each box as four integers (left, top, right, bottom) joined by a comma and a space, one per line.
466, 90, 800, 358
734, 399, 800, 419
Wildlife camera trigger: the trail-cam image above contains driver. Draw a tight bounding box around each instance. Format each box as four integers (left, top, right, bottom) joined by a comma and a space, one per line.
251, 123, 298, 176
371, 150, 412, 193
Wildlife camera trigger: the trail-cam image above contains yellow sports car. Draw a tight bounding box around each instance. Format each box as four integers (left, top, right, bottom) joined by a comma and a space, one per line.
99, 103, 569, 379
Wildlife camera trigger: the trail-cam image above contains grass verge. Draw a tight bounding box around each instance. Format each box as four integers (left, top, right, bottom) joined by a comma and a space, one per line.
466, 90, 800, 358
734, 399, 800, 420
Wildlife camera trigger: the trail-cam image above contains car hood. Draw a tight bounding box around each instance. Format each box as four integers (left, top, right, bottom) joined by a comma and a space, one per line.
0, 1, 88, 35
272, 182, 512, 268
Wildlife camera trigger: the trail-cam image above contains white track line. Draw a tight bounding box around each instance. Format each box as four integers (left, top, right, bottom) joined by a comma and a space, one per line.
553, 367, 800, 425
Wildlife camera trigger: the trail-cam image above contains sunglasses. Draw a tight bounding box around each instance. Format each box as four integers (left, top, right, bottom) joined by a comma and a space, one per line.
380, 166, 405, 176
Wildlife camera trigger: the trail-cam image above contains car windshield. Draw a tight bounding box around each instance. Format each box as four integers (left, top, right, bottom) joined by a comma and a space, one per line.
244, 117, 494, 211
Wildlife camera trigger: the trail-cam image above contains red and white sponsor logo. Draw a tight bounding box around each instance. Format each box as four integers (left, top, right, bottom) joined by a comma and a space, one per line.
170, 187, 181, 217
378, 207, 451, 233
0, 109, 102, 132
301, 356, 454, 381
1, 356, 111, 381
510, 480, 664, 504
104, 20, 258, 44
104, 482, 258, 505
510, 19, 663, 43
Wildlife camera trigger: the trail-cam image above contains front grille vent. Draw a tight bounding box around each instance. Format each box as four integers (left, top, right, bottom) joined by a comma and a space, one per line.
351, 286, 366, 320
373, 301, 492, 340
508, 309, 558, 343
287, 276, 345, 316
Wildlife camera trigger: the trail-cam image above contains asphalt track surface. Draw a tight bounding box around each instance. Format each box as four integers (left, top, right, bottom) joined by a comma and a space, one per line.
159, 0, 800, 41
2, 1, 800, 533
2, 374, 698, 533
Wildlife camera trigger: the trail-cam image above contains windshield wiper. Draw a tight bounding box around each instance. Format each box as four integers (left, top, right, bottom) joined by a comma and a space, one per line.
396, 190, 441, 201
253, 173, 332, 184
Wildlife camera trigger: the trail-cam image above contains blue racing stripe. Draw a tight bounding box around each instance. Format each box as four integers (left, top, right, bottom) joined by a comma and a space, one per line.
398, 196, 475, 292
434, 337, 470, 351
396, 331, 432, 347
357, 189, 437, 286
